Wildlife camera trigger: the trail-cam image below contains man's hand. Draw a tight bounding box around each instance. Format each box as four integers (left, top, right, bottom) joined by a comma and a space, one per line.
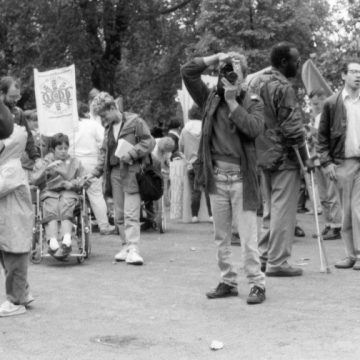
323, 163, 337, 182
119, 152, 133, 164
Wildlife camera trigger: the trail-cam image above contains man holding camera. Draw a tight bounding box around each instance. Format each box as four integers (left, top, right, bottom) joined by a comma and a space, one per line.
181, 52, 266, 304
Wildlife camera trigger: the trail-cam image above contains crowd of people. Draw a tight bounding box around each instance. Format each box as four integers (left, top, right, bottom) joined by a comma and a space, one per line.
0, 41, 359, 317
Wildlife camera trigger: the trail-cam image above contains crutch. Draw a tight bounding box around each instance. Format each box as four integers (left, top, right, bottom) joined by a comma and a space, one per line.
293, 143, 331, 273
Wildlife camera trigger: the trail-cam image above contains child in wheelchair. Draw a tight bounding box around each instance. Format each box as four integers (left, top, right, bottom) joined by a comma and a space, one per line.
30, 133, 85, 260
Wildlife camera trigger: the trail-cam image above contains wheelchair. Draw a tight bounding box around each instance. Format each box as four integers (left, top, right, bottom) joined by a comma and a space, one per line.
30, 186, 92, 264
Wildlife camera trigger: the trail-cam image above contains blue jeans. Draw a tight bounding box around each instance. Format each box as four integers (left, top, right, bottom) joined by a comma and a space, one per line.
210, 168, 265, 288
110, 167, 141, 250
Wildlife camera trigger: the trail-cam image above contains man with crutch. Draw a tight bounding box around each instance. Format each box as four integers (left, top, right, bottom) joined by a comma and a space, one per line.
251, 42, 311, 277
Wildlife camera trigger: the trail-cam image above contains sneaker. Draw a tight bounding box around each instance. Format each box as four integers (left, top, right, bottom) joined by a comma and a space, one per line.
125, 249, 143, 265
191, 216, 199, 223
0, 300, 26, 317
247, 286, 266, 305
114, 246, 129, 262
208, 216, 213, 223
100, 225, 117, 235
206, 282, 238, 299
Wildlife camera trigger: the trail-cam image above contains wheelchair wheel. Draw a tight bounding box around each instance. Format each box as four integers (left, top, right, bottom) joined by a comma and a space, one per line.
83, 210, 91, 259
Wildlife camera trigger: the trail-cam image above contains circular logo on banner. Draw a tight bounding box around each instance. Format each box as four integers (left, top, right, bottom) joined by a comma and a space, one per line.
40, 76, 73, 115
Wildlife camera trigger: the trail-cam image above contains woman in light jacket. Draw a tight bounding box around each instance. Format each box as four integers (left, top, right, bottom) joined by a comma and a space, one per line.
0, 124, 33, 317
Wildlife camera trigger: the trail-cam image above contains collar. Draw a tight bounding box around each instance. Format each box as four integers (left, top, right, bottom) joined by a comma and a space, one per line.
342, 87, 360, 102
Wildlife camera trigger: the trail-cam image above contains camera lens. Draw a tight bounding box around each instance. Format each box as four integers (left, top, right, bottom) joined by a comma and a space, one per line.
226, 71, 238, 84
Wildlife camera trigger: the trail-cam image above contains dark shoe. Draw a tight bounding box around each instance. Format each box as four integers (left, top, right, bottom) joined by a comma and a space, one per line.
54, 244, 72, 260
247, 286, 266, 305
294, 225, 305, 237
141, 221, 157, 232
231, 233, 241, 246
266, 266, 303, 277
260, 262, 267, 273
353, 259, 360, 270
334, 257, 356, 269
297, 207, 310, 214
206, 283, 238, 299
323, 227, 341, 240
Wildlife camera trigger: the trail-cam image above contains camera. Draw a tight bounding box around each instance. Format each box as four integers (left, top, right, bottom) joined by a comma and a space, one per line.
216, 62, 238, 98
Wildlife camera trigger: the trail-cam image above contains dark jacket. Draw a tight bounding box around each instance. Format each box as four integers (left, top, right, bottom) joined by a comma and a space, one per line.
11, 106, 40, 161
92, 112, 155, 197
0, 100, 13, 140
317, 90, 348, 167
248, 68, 307, 170
181, 58, 264, 211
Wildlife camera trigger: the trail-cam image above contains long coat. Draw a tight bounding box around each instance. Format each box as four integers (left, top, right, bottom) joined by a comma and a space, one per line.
0, 125, 33, 253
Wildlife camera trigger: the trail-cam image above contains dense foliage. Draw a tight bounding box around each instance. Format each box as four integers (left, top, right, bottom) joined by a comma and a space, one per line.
0, 0, 358, 128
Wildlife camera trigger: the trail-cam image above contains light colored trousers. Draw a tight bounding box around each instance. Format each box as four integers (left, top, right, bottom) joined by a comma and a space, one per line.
316, 167, 342, 228
335, 159, 360, 260
259, 169, 300, 271
79, 157, 110, 229
210, 170, 265, 289
110, 167, 141, 249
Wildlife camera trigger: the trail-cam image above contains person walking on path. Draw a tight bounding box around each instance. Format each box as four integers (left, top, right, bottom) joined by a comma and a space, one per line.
86, 92, 155, 265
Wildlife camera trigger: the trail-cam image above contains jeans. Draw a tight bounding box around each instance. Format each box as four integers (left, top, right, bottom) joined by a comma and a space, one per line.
210, 168, 265, 288
187, 168, 212, 217
110, 166, 141, 250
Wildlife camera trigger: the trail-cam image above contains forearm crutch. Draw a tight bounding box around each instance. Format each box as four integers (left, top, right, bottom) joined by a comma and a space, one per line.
293, 143, 331, 273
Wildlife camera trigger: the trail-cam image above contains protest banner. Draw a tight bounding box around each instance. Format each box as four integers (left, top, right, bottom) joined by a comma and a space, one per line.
34, 64, 78, 137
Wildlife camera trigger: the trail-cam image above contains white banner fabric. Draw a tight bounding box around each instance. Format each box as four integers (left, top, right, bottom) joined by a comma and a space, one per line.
34, 64, 78, 137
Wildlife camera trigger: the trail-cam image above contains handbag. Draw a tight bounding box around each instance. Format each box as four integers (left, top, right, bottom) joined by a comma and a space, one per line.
136, 155, 164, 201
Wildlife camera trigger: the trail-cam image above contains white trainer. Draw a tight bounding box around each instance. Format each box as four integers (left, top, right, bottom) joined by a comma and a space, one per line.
191, 216, 199, 223
126, 249, 144, 265
0, 300, 26, 317
114, 246, 129, 262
